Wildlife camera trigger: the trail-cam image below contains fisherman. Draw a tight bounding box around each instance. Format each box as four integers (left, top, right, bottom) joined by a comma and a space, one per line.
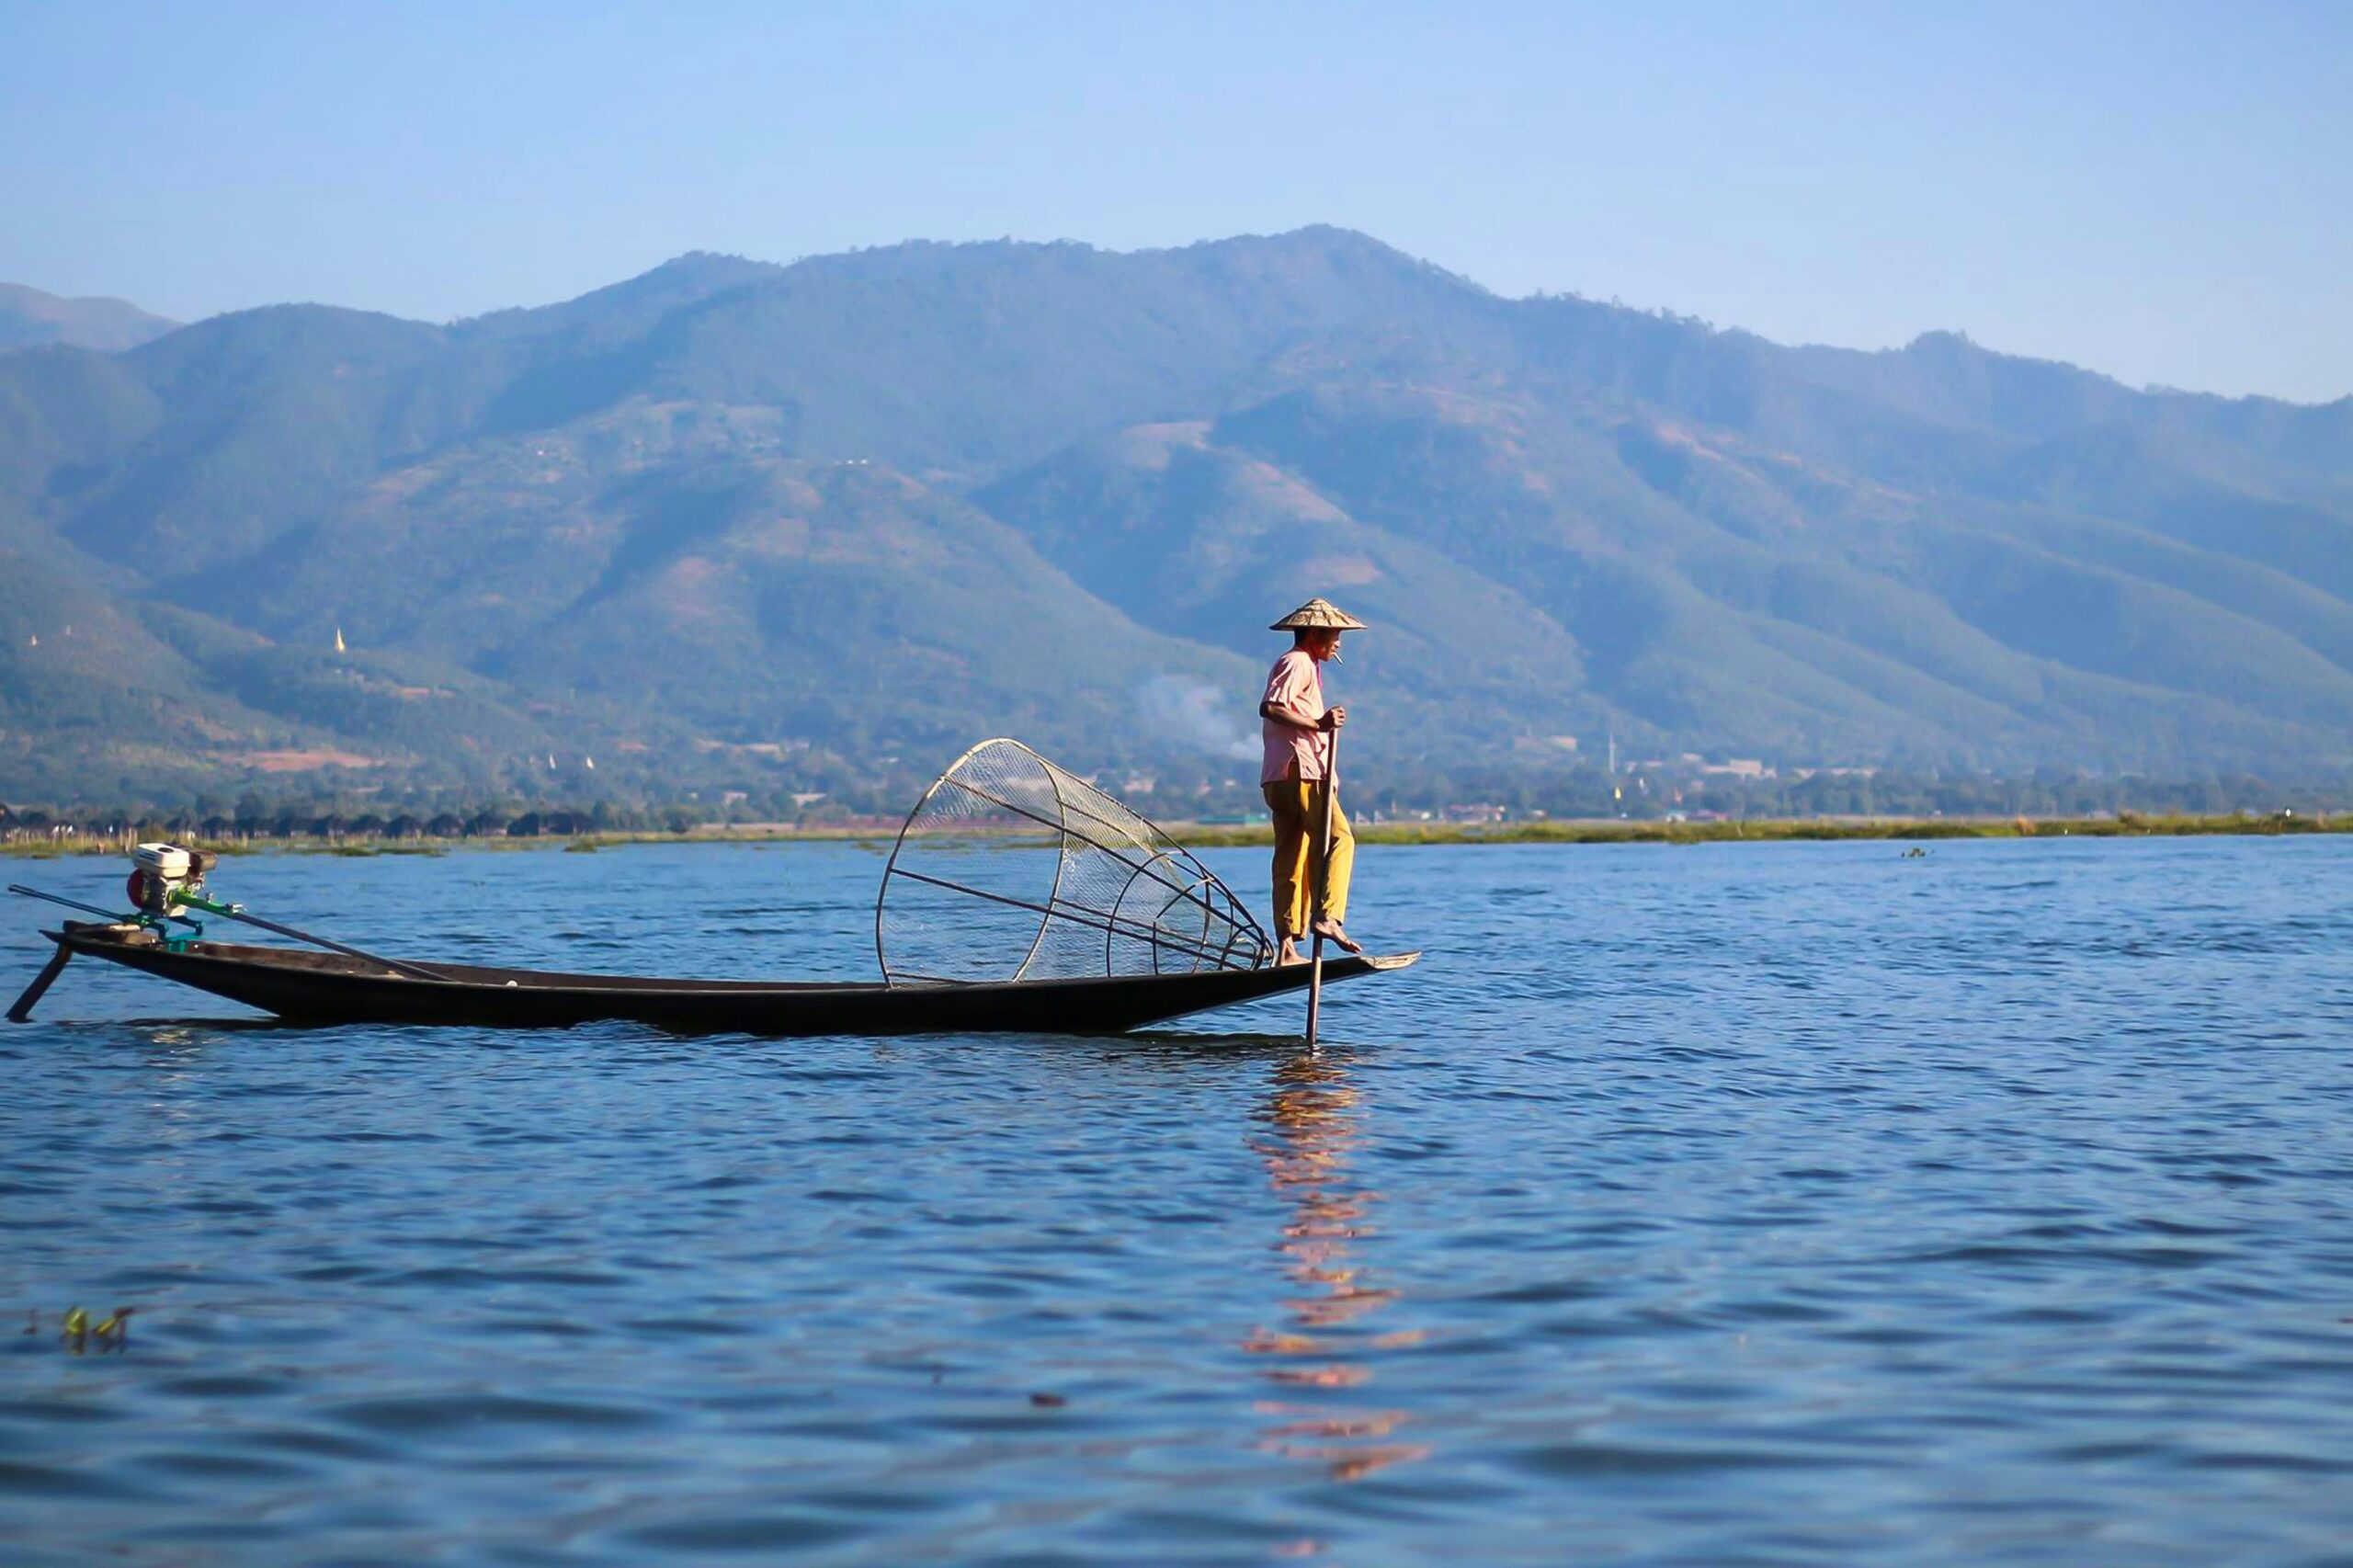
1259, 597, 1367, 965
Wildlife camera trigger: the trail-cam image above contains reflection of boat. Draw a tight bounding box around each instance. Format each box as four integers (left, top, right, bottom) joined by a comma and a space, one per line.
31, 925, 1416, 1035
9, 740, 1417, 1035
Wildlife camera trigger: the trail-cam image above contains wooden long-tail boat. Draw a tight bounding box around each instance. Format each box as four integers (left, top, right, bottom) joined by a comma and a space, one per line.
27, 922, 1416, 1035
8, 740, 1419, 1036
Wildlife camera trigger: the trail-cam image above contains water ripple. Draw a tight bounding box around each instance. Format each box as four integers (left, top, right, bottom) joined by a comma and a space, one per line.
0, 837, 2348, 1562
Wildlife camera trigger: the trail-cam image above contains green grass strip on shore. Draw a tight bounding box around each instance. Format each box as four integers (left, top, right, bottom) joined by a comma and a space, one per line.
2, 811, 2340, 858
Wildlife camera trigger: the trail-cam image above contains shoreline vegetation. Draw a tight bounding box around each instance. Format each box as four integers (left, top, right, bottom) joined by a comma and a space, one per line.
1, 811, 2339, 859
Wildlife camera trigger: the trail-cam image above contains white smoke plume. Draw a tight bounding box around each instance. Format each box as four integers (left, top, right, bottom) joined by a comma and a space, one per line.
1138, 675, 1258, 762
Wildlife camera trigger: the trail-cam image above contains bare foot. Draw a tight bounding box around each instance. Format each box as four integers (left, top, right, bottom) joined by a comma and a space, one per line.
1276, 939, 1304, 966
1310, 918, 1364, 955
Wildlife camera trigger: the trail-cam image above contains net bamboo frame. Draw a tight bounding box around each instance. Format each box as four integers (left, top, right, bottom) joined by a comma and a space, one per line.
875, 739, 1272, 986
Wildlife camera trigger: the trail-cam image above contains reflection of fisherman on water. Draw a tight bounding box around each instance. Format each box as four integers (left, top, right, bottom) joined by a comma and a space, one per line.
1244, 1051, 1428, 1483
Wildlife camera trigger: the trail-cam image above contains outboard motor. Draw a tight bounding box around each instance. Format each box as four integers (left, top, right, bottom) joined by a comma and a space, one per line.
128, 843, 217, 921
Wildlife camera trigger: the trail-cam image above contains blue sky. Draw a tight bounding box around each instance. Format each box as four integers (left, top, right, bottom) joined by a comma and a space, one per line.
5, 1, 2346, 401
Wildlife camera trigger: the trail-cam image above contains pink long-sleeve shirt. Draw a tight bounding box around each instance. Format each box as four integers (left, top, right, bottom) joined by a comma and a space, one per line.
1260, 649, 1331, 784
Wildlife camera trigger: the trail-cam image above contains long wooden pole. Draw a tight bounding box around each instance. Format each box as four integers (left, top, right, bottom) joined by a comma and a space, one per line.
1303, 725, 1339, 1050
207, 905, 450, 983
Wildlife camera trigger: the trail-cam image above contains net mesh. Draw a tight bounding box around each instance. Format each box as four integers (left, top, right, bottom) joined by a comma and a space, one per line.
876, 739, 1272, 985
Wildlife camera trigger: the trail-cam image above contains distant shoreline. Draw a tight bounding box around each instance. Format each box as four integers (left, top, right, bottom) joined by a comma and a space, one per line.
1, 811, 2339, 858
1189, 811, 2342, 846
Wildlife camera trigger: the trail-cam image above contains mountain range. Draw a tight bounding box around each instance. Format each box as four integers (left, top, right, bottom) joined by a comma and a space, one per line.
0, 283, 178, 355
1, 228, 2347, 806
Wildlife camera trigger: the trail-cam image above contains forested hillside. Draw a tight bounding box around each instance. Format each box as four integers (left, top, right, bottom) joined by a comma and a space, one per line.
2, 229, 2347, 806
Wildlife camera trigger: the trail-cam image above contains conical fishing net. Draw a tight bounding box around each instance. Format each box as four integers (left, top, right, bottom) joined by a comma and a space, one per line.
877, 739, 1272, 985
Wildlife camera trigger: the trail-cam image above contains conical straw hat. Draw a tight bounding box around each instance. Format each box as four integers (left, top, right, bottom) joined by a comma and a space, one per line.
1269, 597, 1368, 631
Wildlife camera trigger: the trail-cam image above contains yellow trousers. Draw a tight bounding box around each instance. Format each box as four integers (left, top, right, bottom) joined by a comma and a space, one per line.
1262, 779, 1353, 940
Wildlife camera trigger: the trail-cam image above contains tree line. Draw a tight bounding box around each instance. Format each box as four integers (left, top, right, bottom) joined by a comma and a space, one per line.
6, 759, 2347, 846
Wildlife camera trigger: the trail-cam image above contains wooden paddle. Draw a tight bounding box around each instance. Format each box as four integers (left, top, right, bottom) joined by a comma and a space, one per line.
1304, 725, 1339, 1050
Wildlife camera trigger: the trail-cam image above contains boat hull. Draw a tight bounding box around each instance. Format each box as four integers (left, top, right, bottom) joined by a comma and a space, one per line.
46, 925, 1418, 1037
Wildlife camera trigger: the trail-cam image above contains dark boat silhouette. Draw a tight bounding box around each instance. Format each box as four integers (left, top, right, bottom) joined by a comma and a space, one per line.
32, 924, 1415, 1035
11, 740, 1417, 1036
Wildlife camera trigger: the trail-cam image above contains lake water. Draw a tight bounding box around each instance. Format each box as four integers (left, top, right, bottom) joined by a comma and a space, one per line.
3, 835, 2349, 1564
